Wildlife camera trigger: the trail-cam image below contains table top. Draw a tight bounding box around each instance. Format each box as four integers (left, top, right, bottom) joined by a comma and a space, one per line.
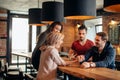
58, 57, 120, 80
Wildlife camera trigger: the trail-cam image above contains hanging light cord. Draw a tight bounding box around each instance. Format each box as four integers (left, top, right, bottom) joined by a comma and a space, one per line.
38, 0, 40, 8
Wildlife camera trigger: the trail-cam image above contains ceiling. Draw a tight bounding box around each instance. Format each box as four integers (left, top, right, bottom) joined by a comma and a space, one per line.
0, 0, 104, 14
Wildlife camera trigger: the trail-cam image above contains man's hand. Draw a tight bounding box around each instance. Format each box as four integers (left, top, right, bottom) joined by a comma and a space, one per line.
80, 62, 96, 68
80, 62, 90, 68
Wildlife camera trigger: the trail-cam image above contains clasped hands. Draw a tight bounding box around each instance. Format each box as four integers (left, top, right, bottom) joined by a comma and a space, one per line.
77, 55, 95, 68
65, 54, 95, 68
67, 54, 90, 68
67, 49, 95, 68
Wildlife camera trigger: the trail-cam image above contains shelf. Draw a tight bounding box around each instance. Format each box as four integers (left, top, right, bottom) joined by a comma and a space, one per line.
108, 25, 120, 44
0, 56, 6, 58
0, 37, 7, 39
0, 19, 8, 21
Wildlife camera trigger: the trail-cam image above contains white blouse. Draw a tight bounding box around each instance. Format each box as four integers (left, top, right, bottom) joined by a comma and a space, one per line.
36, 46, 66, 80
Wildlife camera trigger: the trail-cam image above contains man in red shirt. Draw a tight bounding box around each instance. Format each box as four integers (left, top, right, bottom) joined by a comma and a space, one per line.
68, 24, 94, 80
69, 24, 94, 58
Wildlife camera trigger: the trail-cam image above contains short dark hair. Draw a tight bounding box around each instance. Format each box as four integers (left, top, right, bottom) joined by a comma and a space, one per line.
78, 24, 87, 31
96, 32, 108, 41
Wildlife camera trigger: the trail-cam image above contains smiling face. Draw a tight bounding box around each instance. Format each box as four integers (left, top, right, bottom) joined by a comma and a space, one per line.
95, 32, 108, 49
95, 35, 106, 48
52, 25, 62, 33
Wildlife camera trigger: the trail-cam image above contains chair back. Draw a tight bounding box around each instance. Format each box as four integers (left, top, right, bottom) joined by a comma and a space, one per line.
0, 59, 5, 72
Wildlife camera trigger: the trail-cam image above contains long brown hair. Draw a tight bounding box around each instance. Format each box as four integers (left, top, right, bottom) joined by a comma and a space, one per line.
47, 21, 63, 33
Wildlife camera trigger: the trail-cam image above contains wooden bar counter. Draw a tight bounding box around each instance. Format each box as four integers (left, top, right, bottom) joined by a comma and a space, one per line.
58, 57, 120, 80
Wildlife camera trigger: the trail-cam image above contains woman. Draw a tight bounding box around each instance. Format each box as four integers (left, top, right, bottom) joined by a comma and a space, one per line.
36, 32, 71, 80
32, 21, 63, 70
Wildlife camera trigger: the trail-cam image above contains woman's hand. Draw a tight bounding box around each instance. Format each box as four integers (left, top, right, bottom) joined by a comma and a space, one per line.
65, 60, 77, 66
76, 55, 85, 62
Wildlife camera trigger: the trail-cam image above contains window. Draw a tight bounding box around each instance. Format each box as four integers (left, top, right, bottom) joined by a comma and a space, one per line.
9, 14, 37, 71
11, 15, 36, 53
12, 17, 29, 52
8, 14, 37, 72
32, 25, 37, 51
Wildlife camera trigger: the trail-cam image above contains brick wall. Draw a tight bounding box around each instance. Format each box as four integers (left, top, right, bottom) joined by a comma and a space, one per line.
60, 20, 84, 52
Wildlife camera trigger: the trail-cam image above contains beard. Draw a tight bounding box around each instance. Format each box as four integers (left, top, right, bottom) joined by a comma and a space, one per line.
79, 37, 85, 41
95, 43, 100, 48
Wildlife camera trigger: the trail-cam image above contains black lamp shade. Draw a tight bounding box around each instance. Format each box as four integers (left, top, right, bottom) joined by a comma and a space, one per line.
104, 0, 120, 13
29, 8, 45, 26
42, 1, 63, 23
64, 0, 96, 20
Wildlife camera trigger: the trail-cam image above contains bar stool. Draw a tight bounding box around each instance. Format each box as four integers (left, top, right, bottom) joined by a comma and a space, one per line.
3, 63, 24, 80
25, 73, 36, 80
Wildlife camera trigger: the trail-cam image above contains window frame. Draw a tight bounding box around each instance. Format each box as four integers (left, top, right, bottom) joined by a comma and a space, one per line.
8, 13, 33, 65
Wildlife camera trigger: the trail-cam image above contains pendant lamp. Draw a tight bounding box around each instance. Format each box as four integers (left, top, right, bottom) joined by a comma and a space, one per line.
64, 0, 96, 20
42, 1, 63, 23
104, 0, 120, 13
28, 0, 46, 26
29, 8, 46, 26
